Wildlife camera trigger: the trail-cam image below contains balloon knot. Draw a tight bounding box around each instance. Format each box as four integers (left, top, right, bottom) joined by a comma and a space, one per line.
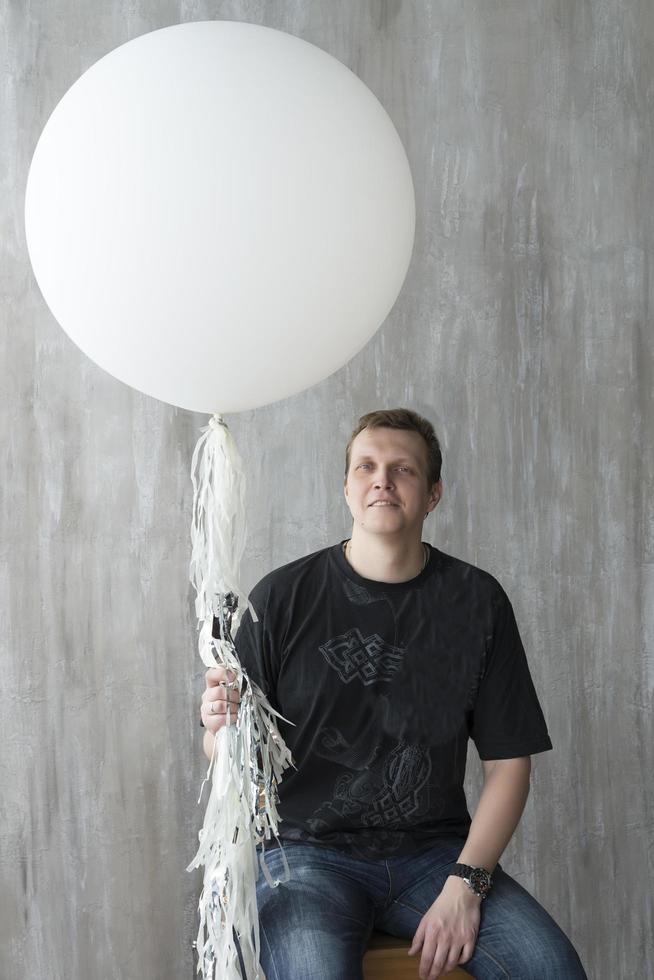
209, 414, 227, 430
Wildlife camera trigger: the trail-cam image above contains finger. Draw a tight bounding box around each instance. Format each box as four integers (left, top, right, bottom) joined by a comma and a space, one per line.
203, 716, 222, 735
201, 708, 221, 734
210, 678, 239, 698
442, 944, 465, 975
408, 920, 425, 956
424, 948, 447, 980
205, 667, 237, 686
201, 708, 237, 735
205, 667, 227, 686
203, 697, 238, 716
203, 687, 240, 706
200, 705, 237, 734
217, 682, 241, 700
460, 939, 476, 963
422, 935, 453, 980
419, 936, 440, 979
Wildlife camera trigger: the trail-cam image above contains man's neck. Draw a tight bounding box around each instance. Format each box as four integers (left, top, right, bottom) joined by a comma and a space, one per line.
344, 531, 427, 583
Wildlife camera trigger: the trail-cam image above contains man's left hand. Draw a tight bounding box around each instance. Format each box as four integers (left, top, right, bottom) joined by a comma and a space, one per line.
407, 875, 481, 979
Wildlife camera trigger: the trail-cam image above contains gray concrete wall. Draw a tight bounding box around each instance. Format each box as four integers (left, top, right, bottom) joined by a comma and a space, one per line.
2, 1, 652, 977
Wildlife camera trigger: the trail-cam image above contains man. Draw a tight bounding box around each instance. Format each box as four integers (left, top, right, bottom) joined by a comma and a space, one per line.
200, 408, 587, 979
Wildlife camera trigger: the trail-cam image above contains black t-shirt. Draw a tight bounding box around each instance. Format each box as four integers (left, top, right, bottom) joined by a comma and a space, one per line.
217, 542, 552, 860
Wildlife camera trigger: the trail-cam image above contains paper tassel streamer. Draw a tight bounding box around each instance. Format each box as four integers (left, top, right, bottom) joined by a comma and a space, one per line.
187, 415, 294, 980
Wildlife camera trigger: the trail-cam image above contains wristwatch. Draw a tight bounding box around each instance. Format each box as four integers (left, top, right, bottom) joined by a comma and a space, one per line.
448, 863, 493, 900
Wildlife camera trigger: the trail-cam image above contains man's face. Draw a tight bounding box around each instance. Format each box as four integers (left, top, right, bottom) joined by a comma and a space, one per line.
343, 427, 441, 537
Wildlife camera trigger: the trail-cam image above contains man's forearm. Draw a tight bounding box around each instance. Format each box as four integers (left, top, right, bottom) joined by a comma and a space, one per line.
455, 757, 532, 873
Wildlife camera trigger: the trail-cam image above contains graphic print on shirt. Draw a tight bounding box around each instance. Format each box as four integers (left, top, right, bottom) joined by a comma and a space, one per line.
319, 627, 405, 684
314, 725, 379, 769
307, 733, 432, 834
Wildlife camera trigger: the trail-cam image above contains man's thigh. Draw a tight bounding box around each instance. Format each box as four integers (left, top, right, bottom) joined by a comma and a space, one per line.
254, 843, 377, 980
376, 846, 587, 980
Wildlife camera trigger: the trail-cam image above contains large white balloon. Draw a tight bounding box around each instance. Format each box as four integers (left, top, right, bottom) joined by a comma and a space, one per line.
25, 21, 415, 414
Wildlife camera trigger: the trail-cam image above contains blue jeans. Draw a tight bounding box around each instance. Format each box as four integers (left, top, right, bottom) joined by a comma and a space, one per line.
251, 838, 587, 979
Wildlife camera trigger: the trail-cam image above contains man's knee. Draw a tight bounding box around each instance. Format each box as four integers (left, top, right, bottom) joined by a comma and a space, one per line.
524, 936, 587, 980
471, 928, 587, 979
258, 919, 365, 980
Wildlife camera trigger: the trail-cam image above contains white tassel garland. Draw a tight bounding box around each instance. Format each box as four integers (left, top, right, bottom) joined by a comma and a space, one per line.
187, 415, 294, 980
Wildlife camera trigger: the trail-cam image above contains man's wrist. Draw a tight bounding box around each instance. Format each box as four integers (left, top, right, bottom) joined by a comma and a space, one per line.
447, 863, 493, 900
444, 874, 483, 902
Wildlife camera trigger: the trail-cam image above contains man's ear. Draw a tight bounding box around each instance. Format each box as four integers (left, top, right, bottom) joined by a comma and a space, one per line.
426, 479, 442, 513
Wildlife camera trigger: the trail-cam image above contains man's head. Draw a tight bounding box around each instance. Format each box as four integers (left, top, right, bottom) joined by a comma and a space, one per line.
343, 409, 443, 537
344, 408, 442, 489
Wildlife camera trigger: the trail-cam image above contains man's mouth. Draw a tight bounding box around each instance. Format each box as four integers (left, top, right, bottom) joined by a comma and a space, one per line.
368, 501, 399, 507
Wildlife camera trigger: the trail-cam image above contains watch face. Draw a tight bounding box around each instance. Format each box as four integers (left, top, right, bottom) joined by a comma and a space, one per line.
469, 868, 492, 895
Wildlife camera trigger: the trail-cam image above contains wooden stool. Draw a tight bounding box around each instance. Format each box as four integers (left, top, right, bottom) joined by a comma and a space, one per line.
363, 931, 472, 978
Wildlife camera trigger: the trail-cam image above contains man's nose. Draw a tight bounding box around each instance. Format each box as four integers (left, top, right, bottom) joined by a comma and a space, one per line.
374, 471, 395, 488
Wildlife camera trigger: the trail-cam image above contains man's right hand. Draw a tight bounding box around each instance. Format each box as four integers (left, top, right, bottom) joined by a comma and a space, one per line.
200, 666, 241, 734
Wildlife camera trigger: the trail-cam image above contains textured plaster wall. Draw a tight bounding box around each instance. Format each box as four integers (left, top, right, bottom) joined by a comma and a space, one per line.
2, 1, 652, 978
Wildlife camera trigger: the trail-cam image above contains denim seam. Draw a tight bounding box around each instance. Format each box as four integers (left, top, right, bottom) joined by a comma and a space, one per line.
387, 861, 455, 907
259, 918, 281, 980
469, 942, 512, 979
382, 860, 393, 908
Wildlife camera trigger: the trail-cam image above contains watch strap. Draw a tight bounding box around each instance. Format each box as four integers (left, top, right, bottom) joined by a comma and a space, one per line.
448, 862, 493, 900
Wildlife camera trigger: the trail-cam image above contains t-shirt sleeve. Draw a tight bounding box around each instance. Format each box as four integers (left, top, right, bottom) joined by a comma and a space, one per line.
470, 587, 553, 761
